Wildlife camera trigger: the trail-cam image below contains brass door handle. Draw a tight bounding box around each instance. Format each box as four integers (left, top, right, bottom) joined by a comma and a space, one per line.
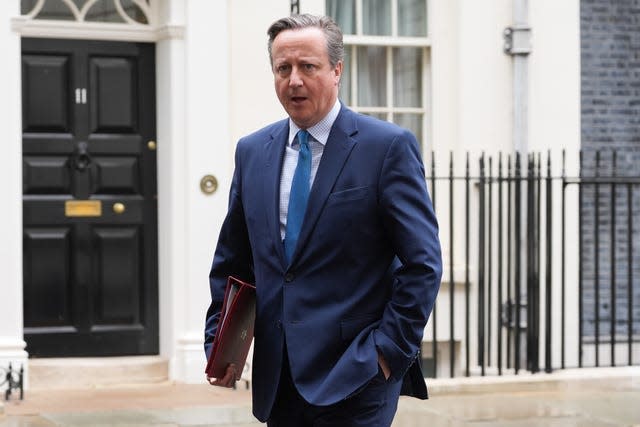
113, 202, 126, 214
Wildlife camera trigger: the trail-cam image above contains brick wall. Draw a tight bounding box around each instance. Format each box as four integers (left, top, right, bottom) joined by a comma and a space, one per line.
580, 0, 640, 344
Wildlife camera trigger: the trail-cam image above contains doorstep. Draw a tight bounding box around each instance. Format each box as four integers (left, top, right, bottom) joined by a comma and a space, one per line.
28, 356, 169, 390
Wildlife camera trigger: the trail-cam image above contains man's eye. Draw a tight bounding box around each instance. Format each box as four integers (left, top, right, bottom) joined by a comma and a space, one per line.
277, 65, 291, 74
303, 64, 315, 71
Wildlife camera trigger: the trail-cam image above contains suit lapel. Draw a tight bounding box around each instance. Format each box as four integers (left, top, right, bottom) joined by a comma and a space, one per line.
291, 107, 358, 263
264, 121, 289, 269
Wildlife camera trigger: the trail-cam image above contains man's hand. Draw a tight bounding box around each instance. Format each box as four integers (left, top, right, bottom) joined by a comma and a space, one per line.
206, 364, 238, 388
377, 352, 391, 380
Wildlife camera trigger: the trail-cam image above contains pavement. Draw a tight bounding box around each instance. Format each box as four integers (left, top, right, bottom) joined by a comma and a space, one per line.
0, 367, 639, 426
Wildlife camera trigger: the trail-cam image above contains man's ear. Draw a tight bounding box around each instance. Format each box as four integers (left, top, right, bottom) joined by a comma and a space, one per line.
334, 61, 344, 85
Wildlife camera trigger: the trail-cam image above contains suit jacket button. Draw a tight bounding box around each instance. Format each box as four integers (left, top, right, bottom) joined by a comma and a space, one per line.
284, 273, 294, 282
276, 320, 282, 329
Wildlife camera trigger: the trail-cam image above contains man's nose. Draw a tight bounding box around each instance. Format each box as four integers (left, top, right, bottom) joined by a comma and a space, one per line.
289, 68, 303, 87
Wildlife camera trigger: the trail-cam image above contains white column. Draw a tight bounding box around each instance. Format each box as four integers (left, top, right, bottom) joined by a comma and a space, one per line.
156, 0, 188, 380
0, 0, 29, 383
229, 0, 288, 142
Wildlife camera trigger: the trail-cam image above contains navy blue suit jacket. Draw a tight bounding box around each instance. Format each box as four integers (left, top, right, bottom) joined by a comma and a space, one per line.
205, 105, 442, 422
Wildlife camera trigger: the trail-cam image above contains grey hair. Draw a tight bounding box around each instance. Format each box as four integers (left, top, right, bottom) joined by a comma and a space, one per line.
267, 14, 344, 68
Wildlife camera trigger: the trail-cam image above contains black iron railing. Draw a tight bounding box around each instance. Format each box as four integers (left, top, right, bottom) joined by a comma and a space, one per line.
1, 363, 23, 400
424, 150, 639, 378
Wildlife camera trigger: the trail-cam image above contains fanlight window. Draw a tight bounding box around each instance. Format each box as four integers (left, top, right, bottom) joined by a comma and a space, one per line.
21, 0, 152, 25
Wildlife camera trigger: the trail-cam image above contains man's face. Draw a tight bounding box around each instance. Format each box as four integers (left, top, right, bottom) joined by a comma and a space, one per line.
271, 27, 342, 129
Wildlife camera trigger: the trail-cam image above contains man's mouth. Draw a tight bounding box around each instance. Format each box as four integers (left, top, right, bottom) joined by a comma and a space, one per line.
291, 96, 307, 103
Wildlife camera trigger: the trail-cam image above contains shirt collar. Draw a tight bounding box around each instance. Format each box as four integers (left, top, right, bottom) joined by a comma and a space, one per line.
288, 99, 341, 147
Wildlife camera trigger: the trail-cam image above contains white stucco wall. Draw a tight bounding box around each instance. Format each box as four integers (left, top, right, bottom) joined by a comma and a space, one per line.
430, 0, 513, 285
177, 0, 233, 383
229, 0, 289, 144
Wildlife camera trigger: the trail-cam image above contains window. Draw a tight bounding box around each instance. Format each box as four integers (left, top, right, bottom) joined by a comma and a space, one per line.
21, 0, 151, 25
327, 0, 431, 150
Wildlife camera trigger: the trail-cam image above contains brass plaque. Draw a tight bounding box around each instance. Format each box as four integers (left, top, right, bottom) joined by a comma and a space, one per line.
65, 200, 102, 217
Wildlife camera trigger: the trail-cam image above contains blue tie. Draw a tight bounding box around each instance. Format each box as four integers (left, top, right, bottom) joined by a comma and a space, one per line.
284, 130, 311, 263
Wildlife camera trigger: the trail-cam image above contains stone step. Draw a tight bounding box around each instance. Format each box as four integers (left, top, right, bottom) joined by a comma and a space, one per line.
28, 356, 169, 390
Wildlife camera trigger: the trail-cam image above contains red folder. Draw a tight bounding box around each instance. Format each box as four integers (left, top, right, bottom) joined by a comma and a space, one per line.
205, 276, 256, 380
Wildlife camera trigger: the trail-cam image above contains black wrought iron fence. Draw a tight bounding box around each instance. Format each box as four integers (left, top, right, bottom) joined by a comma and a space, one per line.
424, 150, 639, 378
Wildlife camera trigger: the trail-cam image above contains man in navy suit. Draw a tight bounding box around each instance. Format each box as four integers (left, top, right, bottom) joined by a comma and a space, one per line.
205, 14, 442, 426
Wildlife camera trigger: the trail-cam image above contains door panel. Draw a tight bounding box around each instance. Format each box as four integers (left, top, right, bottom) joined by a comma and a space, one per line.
23, 227, 73, 328
22, 38, 158, 357
94, 226, 141, 325
22, 54, 73, 132
23, 156, 71, 194
90, 56, 137, 132
93, 156, 140, 194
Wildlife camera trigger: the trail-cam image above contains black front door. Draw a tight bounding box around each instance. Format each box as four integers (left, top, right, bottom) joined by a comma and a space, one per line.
21, 38, 158, 357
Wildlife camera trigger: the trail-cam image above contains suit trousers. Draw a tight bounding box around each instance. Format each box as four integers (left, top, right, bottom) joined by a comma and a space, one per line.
267, 350, 403, 427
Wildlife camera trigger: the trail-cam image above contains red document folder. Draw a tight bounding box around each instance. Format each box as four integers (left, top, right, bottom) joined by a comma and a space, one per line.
205, 276, 256, 379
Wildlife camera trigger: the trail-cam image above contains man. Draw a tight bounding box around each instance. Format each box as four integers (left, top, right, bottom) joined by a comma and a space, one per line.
205, 13, 442, 426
